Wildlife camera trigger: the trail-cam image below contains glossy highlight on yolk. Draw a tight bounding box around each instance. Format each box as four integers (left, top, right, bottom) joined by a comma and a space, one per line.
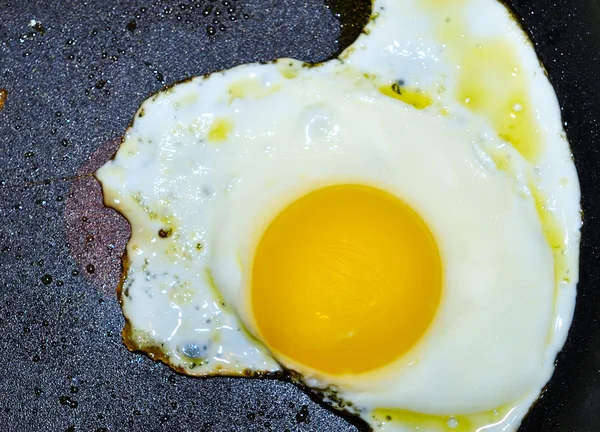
251, 184, 442, 375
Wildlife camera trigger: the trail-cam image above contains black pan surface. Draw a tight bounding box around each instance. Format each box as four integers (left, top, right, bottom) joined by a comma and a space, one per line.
0, 1, 598, 431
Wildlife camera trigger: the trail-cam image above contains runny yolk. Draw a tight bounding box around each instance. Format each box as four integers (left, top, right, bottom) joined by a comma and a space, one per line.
251, 184, 442, 375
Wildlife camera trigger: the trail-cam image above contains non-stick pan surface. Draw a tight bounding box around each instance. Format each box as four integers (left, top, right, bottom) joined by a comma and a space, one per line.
0, 1, 598, 431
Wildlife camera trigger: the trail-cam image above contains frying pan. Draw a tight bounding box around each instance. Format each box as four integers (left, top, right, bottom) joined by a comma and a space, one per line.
0, 0, 598, 431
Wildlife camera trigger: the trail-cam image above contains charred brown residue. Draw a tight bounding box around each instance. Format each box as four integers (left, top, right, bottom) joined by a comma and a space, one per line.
325, 0, 373, 57
158, 227, 173, 238
119, 304, 281, 379
0, 89, 8, 112
119, 306, 370, 432
115, 240, 265, 379
94, 79, 107, 89
126, 19, 137, 32
31, 21, 46, 35
276, 368, 369, 431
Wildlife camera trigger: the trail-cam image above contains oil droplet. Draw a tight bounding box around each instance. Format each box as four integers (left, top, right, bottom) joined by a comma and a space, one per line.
41, 274, 53, 285
447, 417, 459, 429
59, 396, 78, 409
296, 405, 309, 423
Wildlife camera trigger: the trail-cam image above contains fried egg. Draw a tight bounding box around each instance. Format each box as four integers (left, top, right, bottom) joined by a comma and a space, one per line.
95, 0, 581, 430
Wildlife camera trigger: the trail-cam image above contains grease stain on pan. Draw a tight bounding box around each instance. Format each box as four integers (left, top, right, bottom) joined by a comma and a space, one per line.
64, 138, 130, 296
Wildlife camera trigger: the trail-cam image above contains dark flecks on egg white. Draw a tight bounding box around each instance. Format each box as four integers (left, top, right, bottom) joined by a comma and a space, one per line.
158, 227, 173, 238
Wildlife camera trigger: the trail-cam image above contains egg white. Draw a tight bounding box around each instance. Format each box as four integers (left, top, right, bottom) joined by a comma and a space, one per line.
207, 61, 555, 414
95, 0, 581, 430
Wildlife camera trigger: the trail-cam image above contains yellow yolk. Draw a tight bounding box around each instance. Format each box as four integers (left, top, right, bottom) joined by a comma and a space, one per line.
251, 184, 442, 375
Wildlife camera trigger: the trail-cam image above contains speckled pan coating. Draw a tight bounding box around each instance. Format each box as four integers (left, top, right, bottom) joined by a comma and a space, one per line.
0, 1, 598, 431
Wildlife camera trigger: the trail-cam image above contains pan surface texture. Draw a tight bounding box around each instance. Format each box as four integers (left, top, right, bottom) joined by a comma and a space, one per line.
0, 0, 598, 431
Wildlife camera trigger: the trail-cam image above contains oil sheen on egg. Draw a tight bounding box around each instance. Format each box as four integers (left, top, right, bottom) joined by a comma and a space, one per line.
95, 0, 581, 431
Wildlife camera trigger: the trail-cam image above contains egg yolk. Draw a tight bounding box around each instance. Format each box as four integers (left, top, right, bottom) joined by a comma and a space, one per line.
251, 184, 442, 375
